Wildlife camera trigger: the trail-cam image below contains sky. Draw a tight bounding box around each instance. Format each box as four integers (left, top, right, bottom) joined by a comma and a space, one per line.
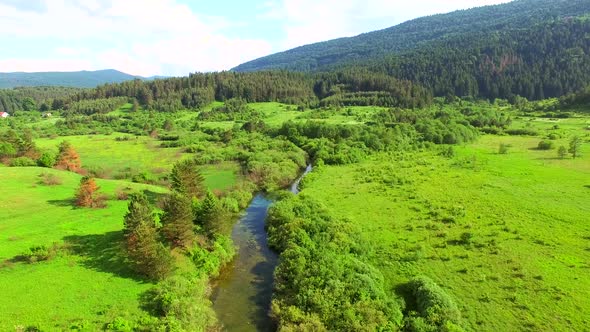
0, 0, 512, 76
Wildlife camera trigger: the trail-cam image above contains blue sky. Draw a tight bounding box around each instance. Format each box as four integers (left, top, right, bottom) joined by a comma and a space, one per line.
0, 0, 511, 76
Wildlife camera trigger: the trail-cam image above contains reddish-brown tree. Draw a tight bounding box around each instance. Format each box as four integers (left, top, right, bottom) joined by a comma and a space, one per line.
55, 141, 82, 173
75, 176, 101, 208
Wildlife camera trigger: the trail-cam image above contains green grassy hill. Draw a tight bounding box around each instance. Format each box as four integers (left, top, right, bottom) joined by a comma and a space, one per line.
0, 167, 168, 330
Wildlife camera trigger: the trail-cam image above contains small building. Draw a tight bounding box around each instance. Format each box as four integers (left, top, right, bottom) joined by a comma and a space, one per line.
0, 112, 9, 118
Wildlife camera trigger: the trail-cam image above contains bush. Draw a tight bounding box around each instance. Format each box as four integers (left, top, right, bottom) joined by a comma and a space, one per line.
10, 157, 37, 167
21, 244, 60, 263
106, 317, 134, 331
408, 276, 462, 328
39, 172, 63, 186
537, 140, 553, 150
505, 128, 538, 136
115, 187, 130, 200
144, 275, 217, 331
37, 152, 56, 167
498, 143, 509, 154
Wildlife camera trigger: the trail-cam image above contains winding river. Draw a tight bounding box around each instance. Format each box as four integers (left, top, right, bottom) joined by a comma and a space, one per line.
211, 165, 312, 331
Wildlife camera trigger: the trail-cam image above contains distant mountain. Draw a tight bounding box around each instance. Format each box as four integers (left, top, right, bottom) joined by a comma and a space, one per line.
233, 0, 590, 100
0, 69, 151, 88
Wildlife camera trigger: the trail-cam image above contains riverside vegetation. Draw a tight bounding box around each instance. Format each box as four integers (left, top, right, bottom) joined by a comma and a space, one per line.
0, 85, 588, 330
0, 1, 589, 328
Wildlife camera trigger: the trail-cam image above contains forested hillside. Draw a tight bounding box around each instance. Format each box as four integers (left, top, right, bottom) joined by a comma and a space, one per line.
0, 69, 145, 88
51, 70, 432, 113
0, 87, 82, 113
233, 0, 590, 101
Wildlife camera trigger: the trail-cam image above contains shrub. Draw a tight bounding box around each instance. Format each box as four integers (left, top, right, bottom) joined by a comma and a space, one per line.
115, 188, 130, 200
106, 317, 134, 331
39, 172, 63, 186
144, 275, 217, 331
408, 276, 462, 328
10, 157, 37, 167
37, 152, 55, 167
498, 143, 509, 154
505, 128, 538, 136
537, 140, 553, 150
21, 244, 60, 263
460, 232, 474, 245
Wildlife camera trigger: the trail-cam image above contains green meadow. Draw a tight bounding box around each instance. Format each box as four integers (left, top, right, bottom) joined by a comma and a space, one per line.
0, 167, 168, 330
34, 135, 239, 191
2, 97, 589, 330
35, 135, 189, 176
298, 117, 590, 330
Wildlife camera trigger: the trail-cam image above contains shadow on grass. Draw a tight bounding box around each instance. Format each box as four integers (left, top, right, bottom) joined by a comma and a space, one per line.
143, 189, 168, 206
63, 231, 147, 282
395, 282, 418, 315
47, 198, 76, 208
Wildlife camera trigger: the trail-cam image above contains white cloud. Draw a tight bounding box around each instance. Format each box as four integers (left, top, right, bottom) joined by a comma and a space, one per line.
0, 0, 515, 75
0, 0, 273, 76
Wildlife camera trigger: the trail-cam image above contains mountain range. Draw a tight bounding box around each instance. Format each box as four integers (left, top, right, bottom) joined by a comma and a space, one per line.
0, 69, 161, 89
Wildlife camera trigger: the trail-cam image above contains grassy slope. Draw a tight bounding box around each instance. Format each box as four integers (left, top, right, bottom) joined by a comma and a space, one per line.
299, 119, 590, 330
0, 167, 168, 330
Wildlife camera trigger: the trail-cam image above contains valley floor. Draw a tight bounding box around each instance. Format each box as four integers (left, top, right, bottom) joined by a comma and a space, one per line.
298, 133, 590, 330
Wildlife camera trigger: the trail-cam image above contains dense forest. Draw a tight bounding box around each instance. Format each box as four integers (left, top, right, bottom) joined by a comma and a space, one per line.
0, 87, 81, 113
39, 70, 432, 113
233, 0, 590, 101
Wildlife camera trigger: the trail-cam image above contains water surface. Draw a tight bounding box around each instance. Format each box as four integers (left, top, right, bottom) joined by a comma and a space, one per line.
212, 166, 312, 331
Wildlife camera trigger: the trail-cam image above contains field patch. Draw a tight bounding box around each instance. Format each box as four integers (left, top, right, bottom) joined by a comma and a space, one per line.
0, 167, 167, 330
299, 131, 590, 330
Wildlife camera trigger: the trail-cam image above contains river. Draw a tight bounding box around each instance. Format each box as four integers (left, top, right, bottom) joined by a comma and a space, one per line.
211, 165, 312, 331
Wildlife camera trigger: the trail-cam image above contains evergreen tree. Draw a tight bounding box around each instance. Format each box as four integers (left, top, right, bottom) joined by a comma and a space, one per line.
161, 193, 196, 249
123, 193, 153, 237
123, 194, 174, 280
195, 191, 228, 236
170, 159, 205, 199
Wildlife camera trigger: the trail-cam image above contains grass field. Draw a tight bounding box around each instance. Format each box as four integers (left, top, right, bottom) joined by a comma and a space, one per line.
298, 118, 590, 330
0, 167, 168, 330
36, 135, 189, 176
34, 135, 239, 191
198, 102, 386, 129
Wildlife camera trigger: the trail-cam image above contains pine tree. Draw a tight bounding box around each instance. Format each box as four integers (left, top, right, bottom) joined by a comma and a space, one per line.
170, 159, 205, 199
55, 141, 82, 173
161, 193, 195, 249
123, 193, 153, 237
123, 194, 174, 280
195, 191, 228, 236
